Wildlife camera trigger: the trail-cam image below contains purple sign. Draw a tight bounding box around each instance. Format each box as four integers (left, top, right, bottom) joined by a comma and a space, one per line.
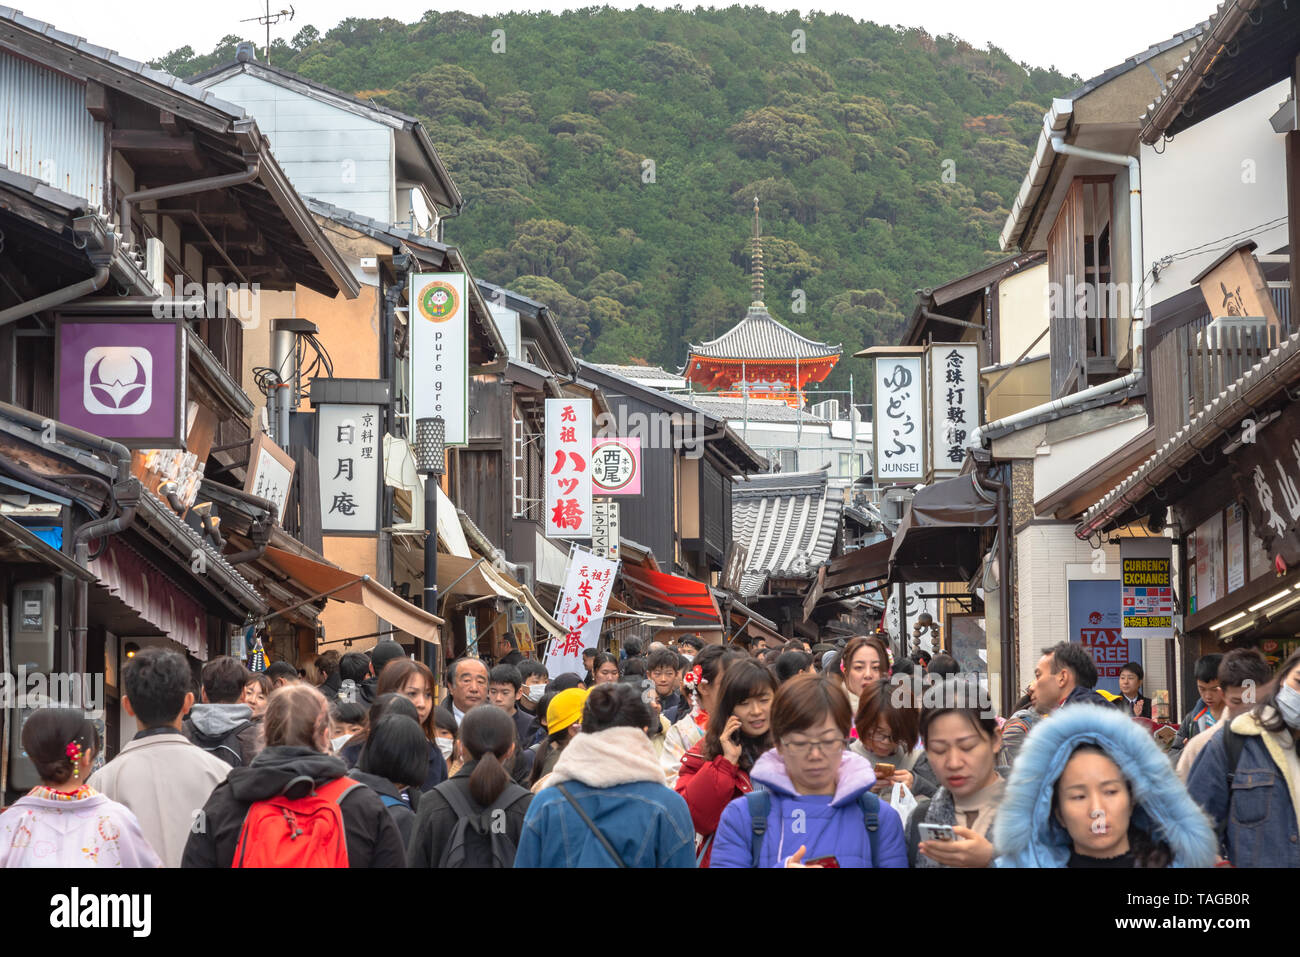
55, 317, 185, 447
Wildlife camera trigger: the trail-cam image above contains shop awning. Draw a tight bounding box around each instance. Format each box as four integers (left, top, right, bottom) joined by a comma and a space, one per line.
889, 474, 998, 583
0, 516, 94, 580
620, 564, 722, 627
435, 553, 567, 640
823, 536, 895, 591
263, 545, 442, 644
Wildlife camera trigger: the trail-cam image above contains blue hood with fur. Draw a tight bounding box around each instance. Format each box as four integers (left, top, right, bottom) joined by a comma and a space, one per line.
993, 704, 1216, 868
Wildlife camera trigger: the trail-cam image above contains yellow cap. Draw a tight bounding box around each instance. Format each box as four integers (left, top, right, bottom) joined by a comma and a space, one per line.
547, 687, 588, 734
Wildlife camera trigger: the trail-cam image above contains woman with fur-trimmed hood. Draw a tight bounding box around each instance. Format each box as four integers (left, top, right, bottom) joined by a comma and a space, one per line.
994, 702, 1216, 868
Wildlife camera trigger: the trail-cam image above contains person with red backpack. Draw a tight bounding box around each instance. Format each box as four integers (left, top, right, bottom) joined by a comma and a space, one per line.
181, 683, 405, 868
407, 705, 532, 867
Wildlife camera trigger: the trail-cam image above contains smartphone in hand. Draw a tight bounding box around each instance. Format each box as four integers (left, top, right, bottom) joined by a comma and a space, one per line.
917, 823, 957, 842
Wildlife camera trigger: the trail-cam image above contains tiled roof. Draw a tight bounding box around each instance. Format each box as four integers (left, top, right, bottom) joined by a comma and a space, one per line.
684, 394, 829, 425
591, 363, 683, 382
731, 467, 842, 596
687, 303, 840, 361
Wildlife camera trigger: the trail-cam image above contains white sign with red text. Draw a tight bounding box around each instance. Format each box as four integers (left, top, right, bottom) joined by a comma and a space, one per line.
545, 398, 593, 538
546, 546, 619, 678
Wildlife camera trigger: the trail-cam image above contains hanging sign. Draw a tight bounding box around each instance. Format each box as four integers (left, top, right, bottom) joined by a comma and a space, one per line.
318, 403, 382, 533
928, 343, 979, 477
546, 545, 619, 678
410, 272, 469, 447
591, 437, 641, 496
1120, 538, 1174, 641
244, 432, 295, 525
872, 354, 925, 483
592, 499, 621, 559
545, 398, 592, 539
1232, 400, 1300, 569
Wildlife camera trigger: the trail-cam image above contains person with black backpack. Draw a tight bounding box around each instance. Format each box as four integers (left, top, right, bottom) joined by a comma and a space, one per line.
181, 656, 264, 768
407, 705, 532, 868
351, 714, 428, 846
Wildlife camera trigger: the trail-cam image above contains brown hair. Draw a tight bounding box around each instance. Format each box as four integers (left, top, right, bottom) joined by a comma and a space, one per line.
854, 681, 920, 750
840, 635, 890, 681
377, 658, 438, 742
264, 683, 328, 749
770, 674, 853, 740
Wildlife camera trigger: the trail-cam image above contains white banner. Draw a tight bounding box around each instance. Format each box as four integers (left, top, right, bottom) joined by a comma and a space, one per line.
929, 343, 979, 476
546, 546, 619, 678
410, 272, 469, 446
592, 499, 620, 559
319, 404, 381, 533
545, 398, 592, 538
873, 355, 925, 483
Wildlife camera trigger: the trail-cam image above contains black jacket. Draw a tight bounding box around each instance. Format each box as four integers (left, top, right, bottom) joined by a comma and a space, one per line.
320, 670, 342, 701
511, 708, 539, 751
660, 692, 686, 725
181, 746, 406, 868
1113, 694, 1153, 719
406, 760, 532, 867
342, 738, 448, 793
349, 769, 419, 847
1063, 685, 1112, 708
358, 676, 379, 708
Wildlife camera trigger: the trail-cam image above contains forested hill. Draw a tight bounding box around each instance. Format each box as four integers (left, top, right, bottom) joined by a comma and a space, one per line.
155, 8, 1078, 396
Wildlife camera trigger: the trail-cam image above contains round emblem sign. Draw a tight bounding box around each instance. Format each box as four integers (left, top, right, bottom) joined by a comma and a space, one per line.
418, 281, 459, 322
592, 440, 637, 492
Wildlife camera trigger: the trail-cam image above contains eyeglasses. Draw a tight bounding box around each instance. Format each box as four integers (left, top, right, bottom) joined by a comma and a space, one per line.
868, 730, 895, 746
782, 737, 847, 758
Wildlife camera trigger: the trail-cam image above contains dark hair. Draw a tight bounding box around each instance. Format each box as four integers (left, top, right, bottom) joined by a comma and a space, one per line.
359, 714, 429, 788
1052, 744, 1171, 868
447, 656, 489, 685
370, 639, 408, 675
647, 648, 679, 673
490, 663, 523, 692
927, 653, 960, 678
891, 657, 916, 678
201, 656, 252, 704
23, 708, 97, 784
245, 673, 274, 698
264, 684, 328, 749
339, 652, 371, 683
460, 705, 518, 806
582, 648, 597, 660
122, 647, 193, 727
1254, 648, 1300, 734
590, 652, 619, 677
265, 661, 298, 684
911, 650, 932, 667
314, 650, 340, 678
351, 692, 421, 757
622, 658, 647, 678
1012, 691, 1033, 714
330, 701, 367, 726
919, 677, 999, 746
679, 636, 704, 652
840, 635, 890, 682
771, 675, 853, 740
519, 660, 548, 683
1194, 653, 1225, 684
1046, 642, 1098, 690
1119, 661, 1144, 682
622, 638, 644, 658
1218, 648, 1273, 689
582, 682, 653, 733
855, 681, 920, 751
547, 672, 583, 693
772, 650, 813, 684
434, 705, 458, 737
377, 659, 437, 742
704, 659, 777, 771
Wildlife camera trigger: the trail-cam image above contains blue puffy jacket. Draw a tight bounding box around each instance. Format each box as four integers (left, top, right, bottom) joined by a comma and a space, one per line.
710, 749, 908, 868
1186, 708, 1300, 868
994, 703, 1216, 867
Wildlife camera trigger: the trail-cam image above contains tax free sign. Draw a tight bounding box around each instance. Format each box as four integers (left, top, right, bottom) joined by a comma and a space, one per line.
410, 273, 469, 446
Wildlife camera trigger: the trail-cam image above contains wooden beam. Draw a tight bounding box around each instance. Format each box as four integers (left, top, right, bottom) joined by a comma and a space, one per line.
85, 80, 110, 121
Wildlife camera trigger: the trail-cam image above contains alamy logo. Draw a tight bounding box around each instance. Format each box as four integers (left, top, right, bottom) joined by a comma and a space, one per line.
49, 887, 151, 937
83, 347, 152, 415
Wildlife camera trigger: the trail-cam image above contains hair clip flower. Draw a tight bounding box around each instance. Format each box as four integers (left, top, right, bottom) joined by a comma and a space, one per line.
66, 740, 83, 777
683, 664, 704, 689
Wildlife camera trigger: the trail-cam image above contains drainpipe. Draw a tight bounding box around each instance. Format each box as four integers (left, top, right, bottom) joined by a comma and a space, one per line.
119, 163, 260, 249
968, 139, 1145, 449
226, 514, 273, 565
0, 214, 117, 328
976, 470, 1014, 718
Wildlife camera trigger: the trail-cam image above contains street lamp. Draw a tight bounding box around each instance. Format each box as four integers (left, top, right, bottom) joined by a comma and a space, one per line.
416, 416, 445, 671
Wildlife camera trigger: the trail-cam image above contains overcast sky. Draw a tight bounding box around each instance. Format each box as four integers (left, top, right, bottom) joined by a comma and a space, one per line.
20, 0, 1216, 80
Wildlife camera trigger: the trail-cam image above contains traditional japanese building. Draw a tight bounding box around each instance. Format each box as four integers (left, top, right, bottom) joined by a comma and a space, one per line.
683, 200, 841, 406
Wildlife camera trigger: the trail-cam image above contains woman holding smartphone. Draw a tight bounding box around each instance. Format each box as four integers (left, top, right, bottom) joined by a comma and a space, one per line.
709, 675, 907, 868
676, 659, 777, 867
906, 684, 1006, 868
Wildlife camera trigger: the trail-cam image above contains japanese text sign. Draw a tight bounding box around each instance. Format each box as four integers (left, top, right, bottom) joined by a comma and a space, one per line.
872, 355, 925, 483
244, 432, 295, 525
592, 499, 621, 559
1121, 538, 1174, 640
1232, 400, 1300, 569
591, 437, 641, 496
547, 545, 619, 678
545, 398, 593, 538
318, 403, 381, 533
410, 272, 469, 447
928, 343, 979, 477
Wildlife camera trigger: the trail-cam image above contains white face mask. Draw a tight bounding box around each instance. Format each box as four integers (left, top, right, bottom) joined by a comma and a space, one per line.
437, 738, 455, 760
526, 684, 546, 702
682, 654, 695, 664
330, 734, 352, 753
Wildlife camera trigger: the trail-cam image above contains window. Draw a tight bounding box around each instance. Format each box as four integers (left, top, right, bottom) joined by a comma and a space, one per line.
778, 450, 798, 473
839, 452, 852, 477
512, 404, 526, 517
1047, 177, 1116, 398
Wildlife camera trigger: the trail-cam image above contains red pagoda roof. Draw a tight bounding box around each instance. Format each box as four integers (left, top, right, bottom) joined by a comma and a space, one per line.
686, 303, 842, 363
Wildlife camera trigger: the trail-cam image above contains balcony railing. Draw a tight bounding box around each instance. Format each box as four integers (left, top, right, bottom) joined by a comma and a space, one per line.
1150, 284, 1290, 446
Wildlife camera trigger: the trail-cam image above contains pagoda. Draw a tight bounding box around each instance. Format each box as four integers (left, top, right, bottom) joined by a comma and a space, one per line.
683, 198, 841, 407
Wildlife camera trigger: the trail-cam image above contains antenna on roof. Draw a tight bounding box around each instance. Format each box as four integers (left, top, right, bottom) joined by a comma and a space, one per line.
750, 195, 764, 305
240, 2, 295, 65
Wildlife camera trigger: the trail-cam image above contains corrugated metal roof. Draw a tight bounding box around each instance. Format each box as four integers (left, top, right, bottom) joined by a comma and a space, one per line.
0, 162, 90, 211
731, 466, 842, 596
687, 303, 840, 361
685, 394, 829, 425
592, 363, 683, 382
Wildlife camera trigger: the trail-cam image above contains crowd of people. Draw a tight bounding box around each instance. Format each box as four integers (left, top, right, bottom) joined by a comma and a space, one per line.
2, 629, 1298, 869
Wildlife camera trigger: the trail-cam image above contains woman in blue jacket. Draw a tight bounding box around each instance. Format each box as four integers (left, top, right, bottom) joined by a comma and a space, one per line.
1186, 648, 1300, 867
994, 701, 1216, 867
710, 674, 908, 868
514, 682, 696, 868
